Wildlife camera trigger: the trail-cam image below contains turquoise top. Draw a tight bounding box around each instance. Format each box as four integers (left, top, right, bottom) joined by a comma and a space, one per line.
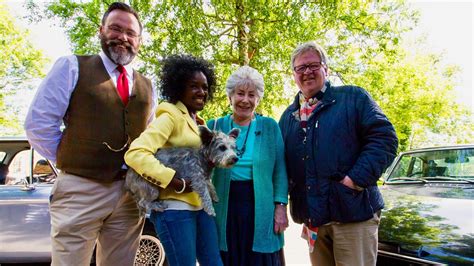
208, 114, 288, 253
230, 118, 256, 181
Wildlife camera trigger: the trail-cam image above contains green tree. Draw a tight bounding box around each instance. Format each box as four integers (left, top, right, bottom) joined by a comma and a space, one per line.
0, 1, 46, 133
343, 40, 474, 151
29, 0, 473, 150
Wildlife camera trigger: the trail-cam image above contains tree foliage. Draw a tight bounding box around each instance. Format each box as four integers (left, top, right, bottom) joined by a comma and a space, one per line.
28, 0, 473, 150
0, 1, 46, 132
345, 40, 474, 151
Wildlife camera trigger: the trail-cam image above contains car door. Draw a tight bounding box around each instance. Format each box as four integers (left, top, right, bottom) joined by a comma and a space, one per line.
0, 144, 54, 263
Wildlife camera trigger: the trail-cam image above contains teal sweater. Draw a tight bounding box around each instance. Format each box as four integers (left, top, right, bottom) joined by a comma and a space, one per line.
208, 114, 288, 253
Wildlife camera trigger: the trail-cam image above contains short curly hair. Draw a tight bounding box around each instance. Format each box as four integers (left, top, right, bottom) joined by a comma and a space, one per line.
225, 66, 264, 99
160, 54, 216, 104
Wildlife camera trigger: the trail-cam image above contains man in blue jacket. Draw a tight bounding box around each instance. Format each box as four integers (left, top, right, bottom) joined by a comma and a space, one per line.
279, 41, 398, 266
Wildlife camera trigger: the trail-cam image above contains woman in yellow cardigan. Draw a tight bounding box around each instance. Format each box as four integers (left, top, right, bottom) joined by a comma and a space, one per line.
124, 54, 222, 266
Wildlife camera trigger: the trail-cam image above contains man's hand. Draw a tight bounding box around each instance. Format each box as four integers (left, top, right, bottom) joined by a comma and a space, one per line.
340, 175, 364, 191
273, 204, 289, 234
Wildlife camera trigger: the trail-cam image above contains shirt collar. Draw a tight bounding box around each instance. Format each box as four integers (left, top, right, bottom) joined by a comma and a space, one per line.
99, 51, 133, 77
299, 83, 327, 105
320, 83, 327, 94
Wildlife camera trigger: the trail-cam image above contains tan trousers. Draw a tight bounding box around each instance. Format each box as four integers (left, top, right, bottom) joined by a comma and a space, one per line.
49, 172, 144, 266
309, 213, 381, 266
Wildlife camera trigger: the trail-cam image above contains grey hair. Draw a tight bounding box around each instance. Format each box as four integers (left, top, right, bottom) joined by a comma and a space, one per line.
225, 66, 264, 99
291, 41, 328, 70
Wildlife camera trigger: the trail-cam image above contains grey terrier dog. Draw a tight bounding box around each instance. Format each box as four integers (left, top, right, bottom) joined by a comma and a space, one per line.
125, 126, 240, 216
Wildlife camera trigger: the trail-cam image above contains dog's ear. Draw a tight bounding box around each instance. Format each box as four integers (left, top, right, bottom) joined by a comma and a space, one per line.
199, 125, 214, 145
228, 128, 240, 139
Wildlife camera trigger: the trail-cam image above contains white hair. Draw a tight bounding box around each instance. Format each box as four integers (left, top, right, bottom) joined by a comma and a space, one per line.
225, 66, 264, 98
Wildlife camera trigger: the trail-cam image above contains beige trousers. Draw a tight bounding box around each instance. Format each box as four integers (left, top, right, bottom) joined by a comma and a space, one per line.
309, 213, 381, 266
49, 172, 144, 266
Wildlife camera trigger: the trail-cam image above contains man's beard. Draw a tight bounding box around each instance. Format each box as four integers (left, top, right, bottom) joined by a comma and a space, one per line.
101, 36, 137, 66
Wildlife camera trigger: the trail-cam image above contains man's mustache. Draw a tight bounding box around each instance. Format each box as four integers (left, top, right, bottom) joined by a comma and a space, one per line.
107, 40, 133, 51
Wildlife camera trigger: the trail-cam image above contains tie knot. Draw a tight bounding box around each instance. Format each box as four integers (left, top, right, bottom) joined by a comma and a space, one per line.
117, 65, 126, 74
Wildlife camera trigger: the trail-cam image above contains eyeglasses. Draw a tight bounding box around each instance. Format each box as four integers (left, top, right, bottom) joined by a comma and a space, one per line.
293, 62, 324, 74
107, 25, 140, 39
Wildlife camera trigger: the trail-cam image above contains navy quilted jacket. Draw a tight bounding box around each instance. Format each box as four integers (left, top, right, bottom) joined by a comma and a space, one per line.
278, 82, 398, 227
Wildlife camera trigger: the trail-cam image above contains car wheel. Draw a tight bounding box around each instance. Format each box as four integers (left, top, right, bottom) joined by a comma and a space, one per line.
134, 234, 166, 266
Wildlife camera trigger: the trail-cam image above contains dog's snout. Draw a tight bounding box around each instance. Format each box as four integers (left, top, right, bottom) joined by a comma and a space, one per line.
230, 156, 239, 164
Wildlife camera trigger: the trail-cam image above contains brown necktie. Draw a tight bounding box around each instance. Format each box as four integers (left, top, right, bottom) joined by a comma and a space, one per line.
116, 65, 129, 105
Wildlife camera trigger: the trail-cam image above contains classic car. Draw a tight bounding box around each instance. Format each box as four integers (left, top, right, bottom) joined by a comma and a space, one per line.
0, 137, 165, 265
377, 145, 474, 266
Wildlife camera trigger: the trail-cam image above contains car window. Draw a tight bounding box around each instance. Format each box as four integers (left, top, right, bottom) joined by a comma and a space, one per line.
388, 148, 474, 181
5, 150, 31, 185
3, 150, 56, 185
0, 151, 6, 162
429, 149, 474, 178
391, 156, 423, 178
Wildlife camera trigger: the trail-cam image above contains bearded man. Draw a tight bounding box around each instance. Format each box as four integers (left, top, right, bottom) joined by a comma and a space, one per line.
24, 3, 155, 265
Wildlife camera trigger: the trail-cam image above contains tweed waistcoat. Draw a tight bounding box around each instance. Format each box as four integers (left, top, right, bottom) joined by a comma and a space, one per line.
56, 55, 153, 181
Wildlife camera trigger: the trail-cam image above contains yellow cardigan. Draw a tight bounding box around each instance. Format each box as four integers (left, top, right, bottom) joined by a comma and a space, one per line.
124, 101, 204, 206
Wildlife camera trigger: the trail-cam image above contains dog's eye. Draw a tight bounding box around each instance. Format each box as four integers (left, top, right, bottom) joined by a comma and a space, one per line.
218, 145, 227, 151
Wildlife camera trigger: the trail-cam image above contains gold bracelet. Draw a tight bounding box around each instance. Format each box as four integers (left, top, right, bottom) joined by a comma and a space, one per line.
175, 178, 186, 194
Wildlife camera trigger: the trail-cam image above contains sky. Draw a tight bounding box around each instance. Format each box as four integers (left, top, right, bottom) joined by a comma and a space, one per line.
4, 0, 474, 114
407, 1, 473, 112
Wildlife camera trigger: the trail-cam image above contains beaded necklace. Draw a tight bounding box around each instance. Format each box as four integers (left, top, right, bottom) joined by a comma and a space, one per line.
230, 119, 252, 158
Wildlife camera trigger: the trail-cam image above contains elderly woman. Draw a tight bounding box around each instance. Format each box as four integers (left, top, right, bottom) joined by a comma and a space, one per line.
208, 66, 289, 266
125, 54, 222, 266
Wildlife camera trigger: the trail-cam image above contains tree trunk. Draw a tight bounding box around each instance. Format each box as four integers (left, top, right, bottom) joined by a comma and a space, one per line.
235, 0, 249, 66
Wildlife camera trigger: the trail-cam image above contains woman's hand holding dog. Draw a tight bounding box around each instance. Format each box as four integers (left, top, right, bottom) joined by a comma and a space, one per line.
170, 173, 193, 193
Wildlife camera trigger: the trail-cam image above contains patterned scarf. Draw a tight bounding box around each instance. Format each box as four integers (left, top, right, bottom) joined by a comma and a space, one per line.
302, 225, 319, 253
299, 93, 319, 131
298, 85, 325, 131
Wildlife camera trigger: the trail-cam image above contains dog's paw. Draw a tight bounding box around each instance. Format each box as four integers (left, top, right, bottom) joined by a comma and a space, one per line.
210, 191, 219, 202
206, 209, 216, 216
203, 206, 216, 216
149, 202, 165, 212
